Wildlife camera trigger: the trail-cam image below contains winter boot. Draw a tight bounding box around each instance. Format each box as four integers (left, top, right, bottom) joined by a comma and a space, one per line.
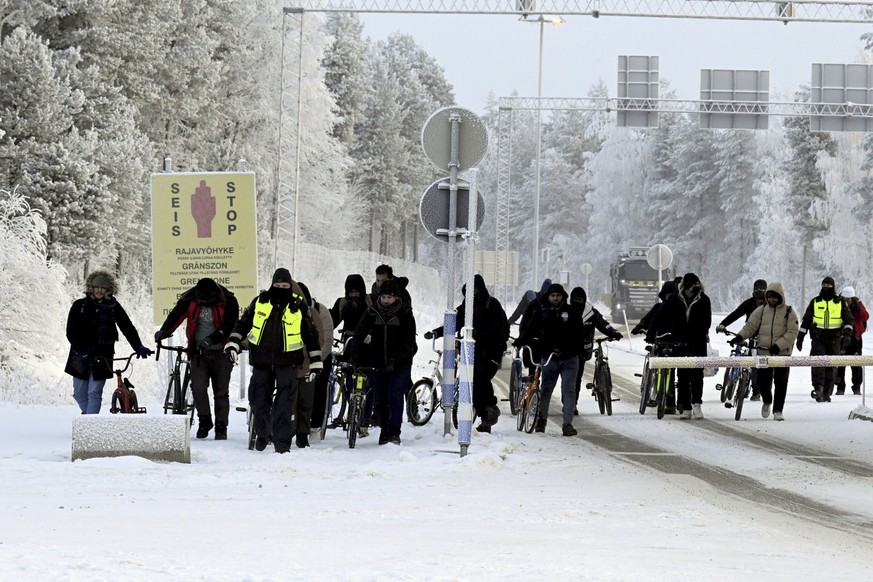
562, 423, 577, 436
196, 416, 214, 439
852, 386, 862, 395
835, 383, 846, 396
485, 405, 501, 426
475, 421, 492, 433
255, 436, 269, 451
750, 389, 761, 402
296, 433, 310, 448
214, 424, 227, 440
534, 417, 547, 433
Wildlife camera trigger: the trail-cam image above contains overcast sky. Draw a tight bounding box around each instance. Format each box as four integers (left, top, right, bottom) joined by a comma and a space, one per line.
361, 13, 871, 114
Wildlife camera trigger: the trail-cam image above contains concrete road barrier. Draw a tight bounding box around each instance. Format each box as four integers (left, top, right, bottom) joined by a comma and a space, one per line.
72, 414, 191, 463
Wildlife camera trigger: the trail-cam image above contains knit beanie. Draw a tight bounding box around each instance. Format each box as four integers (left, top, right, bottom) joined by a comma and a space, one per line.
272, 268, 293, 285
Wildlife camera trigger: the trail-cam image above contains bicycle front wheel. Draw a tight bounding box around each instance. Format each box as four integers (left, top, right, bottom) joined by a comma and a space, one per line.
407, 378, 438, 426
347, 397, 359, 449
523, 390, 540, 434
246, 408, 255, 450
719, 367, 731, 403
639, 359, 651, 415
110, 388, 126, 414
163, 374, 176, 414
735, 372, 749, 421
508, 359, 522, 415
656, 371, 667, 420
515, 380, 528, 431
594, 368, 606, 415
603, 366, 613, 416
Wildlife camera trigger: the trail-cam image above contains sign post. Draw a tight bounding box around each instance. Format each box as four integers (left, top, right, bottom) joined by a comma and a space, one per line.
420, 107, 487, 455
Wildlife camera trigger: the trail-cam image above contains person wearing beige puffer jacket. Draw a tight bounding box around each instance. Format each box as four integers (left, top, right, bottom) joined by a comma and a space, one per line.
733, 282, 799, 421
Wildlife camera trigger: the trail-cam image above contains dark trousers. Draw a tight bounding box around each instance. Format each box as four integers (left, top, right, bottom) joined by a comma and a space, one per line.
249, 365, 297, 451
677, 368, 704, 409
472, 352, 500, 420
811, 333, 841, 397
757, 367, 790, 413
836, 337, 863, 389
373, 365, 412, 436
190, 352, 232, 428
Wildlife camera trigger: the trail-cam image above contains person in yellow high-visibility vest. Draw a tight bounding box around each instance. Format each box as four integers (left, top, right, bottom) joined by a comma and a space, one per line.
225, 268, 322, 453
796, 276, 854, 402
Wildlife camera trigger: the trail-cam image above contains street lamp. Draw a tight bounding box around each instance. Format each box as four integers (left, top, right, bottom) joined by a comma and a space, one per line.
520, 13, 564, 289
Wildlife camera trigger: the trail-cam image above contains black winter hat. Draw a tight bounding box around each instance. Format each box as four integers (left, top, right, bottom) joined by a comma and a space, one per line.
822, 276, 836, 287
570, 287, 587, 304
753, 279, 768, 291
379, 279, 400, 297
272, 268, 293, 285
195, 278, 220, 303
682, 273, 701, 288
546, 283, 568, 300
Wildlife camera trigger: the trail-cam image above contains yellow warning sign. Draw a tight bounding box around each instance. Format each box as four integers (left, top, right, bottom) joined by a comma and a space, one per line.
151, 172, 258, 323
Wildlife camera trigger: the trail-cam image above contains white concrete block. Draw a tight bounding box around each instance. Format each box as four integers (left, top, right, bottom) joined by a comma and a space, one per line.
72, 414, 191, 463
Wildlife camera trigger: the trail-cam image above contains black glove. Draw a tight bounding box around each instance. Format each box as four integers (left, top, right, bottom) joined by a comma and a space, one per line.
729, 336, 744, 347
196, 338, 212, 353
423, 331, 434, 340
306, 371, 320, 383
768, 345, 780, 356
716, 324, 727, 334
134, 345, 154, 359
841, 333, 852, 351
154, 329, 170, 343
796, 332, 805, 352
631, 325, 644, 335
609, 331, 623, 341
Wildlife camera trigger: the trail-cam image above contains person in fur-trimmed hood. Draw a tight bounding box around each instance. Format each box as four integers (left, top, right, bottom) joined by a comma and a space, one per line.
732, 282, 799, 421
65, 270, 153, 414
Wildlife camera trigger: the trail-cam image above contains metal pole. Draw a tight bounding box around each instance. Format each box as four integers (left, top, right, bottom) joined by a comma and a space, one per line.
271, 14, 288, 271
532, 19, 544, 289
291, 13, 305, 274
458, 169, 479, 456
442, 113, 462, 436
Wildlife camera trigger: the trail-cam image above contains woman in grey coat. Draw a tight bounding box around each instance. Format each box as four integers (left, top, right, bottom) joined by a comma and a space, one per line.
732, 282, 799, 421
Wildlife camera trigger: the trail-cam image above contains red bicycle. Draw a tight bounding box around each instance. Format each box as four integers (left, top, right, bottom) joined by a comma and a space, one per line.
109, 353, 146, 414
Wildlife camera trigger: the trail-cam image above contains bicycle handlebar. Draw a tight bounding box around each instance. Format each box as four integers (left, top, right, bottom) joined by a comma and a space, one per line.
111, 353, 138, 374
156, 341, 188, 362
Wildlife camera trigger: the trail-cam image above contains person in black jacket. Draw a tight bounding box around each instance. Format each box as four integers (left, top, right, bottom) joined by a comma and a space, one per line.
517, 283, 584, 436
155, 278, 240, 439
633, 280, 680, 414
569, 287, 622, 414
370, 264, 412, 309
646, 273, 712, 419
330, 273, 372, 345
350, 279, 418, 445
715, 279, 766, 401
65, 270, 153, 414
425, 274, 510, 433
225, 268, 322, 453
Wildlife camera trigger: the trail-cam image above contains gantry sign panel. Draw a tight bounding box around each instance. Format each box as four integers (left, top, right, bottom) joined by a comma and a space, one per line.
699, 69, 769, 130
811, 64, 873, 132
617, 55, 659, 128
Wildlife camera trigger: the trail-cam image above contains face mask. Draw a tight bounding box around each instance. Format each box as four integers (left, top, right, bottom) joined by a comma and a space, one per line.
269, 286, 293, 304
821, 287, 835, 300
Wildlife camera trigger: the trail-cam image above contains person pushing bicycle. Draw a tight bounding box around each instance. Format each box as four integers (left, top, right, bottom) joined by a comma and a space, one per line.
155, 278, 239, 440
569, 286, 622, 415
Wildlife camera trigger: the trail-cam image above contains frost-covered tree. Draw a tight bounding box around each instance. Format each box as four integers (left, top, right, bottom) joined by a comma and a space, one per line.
321, 12, 369, 152
0, 187, 67, 358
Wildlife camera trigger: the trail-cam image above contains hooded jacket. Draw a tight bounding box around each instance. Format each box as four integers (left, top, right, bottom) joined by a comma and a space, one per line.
350, 294, 417, 369
330, 274, 372, 341
737, 282, 799, 355
646, 279, 711, 356
518, 278, 553, 336
517, 283, 584, 357
65, 271, 145, 380
431, 275, 509, 361
570, 287, 619, 360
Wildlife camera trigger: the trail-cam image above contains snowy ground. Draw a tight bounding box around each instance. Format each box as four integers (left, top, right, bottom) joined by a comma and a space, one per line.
2, 325, 873, 580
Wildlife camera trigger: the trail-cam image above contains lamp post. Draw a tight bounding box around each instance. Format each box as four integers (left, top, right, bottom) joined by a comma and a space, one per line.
521, 14, 564, 288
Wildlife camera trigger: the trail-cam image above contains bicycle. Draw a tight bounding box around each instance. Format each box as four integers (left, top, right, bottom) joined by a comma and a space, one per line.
587, 337, 619, 415
507, 340, 523, 416
318, 339, 350, 440
108, 353, 147, 414
405, 337, 467, 428
719, 332, 757, 420
514, 346, 556, 433
648, 334, 684, 420
636, 347, 657, 415
157, 342, 195, 424
344, 364, 381, 449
